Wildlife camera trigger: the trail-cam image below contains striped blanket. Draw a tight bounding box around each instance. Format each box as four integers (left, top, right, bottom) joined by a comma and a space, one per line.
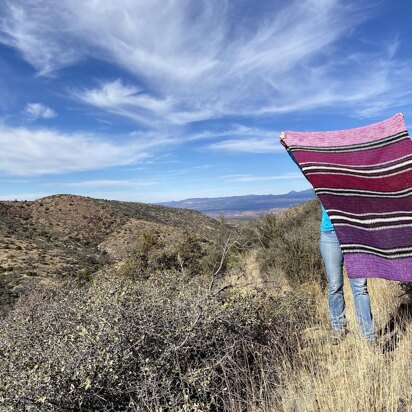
281, 113, 412, 282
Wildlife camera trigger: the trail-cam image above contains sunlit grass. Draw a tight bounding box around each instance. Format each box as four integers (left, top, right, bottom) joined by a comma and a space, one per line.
271, 278, 412, 412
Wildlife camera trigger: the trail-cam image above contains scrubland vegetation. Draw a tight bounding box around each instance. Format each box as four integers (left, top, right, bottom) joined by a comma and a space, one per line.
0, 199, 411, 411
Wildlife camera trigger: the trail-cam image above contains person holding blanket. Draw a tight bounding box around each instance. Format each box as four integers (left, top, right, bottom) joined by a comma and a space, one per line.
319, 204, 376, 343
280, 132, 376, 343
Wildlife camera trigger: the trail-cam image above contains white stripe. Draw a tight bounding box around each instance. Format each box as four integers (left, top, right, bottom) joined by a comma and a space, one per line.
316, 187, 411, 194
342, 244, 412, 253
315, 187, 412, 198
329, 215, 412, 224
306, 167, 412, 178
302, 159, 412, 174
342, 249, 412, 259
327, 210, 411, 217
317, 192, 412, 198
299, 154, 412, 169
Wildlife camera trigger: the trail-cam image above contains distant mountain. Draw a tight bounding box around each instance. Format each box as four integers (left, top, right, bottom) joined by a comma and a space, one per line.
157, 189, 315, 217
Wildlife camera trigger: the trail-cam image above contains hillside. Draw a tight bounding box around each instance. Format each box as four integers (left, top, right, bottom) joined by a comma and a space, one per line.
0, 194, 224, 316
1, 198, 410, 411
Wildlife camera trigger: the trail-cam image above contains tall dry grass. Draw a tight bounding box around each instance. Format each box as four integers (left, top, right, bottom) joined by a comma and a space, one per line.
249, 201, 412, 412
1, 199, 411, 411
270, 277, 412, 412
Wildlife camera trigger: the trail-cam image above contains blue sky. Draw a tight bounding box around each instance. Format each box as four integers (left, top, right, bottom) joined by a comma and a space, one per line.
0, 0, 411, 203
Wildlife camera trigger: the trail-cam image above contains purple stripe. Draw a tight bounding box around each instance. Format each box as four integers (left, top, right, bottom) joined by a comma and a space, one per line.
319, 194, 412, 214
344, 254, 412, 282
337, 226, 412, 249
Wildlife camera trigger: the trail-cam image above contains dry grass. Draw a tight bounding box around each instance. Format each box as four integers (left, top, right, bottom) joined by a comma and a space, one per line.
246, 201, 412, 411
1, 197, 410, 411
271, 277, 412, 412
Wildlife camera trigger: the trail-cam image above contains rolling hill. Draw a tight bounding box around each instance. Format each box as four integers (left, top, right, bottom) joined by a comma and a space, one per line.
0, 194, 223, 316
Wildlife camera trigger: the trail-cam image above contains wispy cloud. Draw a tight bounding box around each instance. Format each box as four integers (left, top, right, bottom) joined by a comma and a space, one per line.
24, 102, 57, 120
191, 125, 281, 153
0, 193, 51, 201
219, 173, 302, 182
72, 79, 174, 126
0, 125, 171, 176
2, 0, 407, 124
47, 179, 157, 188
207, 137, 281, 153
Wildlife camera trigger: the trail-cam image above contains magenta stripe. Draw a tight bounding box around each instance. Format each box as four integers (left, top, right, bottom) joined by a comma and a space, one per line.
293, 138, 412, 166
284, 113, 405, 147
309, 169, 412, 191
344, 254, 412, 282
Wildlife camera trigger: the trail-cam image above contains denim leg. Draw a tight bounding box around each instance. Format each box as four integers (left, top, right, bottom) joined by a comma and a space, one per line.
320, 230, 346, 331
349, 277, 376, 341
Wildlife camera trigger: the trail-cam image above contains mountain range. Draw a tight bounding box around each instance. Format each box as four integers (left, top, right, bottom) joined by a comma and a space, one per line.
157, 189, 315, 217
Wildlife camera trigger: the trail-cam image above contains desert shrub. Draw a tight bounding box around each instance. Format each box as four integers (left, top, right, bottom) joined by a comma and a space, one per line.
0, 277, 18, 319
0, 270, 316, 411
74, 268, 93, 286
120, 227, 237, 281
255, 200, 326, 287
119, 231, 176, 280
174, 232, 207, 276
198, 215, 246, 280
253, 212, 278, 249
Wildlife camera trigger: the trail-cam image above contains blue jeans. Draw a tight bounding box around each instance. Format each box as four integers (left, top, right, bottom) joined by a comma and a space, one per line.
320, 230, 376, 341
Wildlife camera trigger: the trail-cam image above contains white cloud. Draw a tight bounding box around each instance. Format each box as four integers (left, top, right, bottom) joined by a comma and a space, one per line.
207, 137, 281, 153
0, 192, 51, 201
219, 173, 302, 182
2, 0, 407, 125
25, 102, 57, 119
190, 125, 281, 153
50, 179, 156, 188
72, 79, 174, 126
0, 124, 172, 176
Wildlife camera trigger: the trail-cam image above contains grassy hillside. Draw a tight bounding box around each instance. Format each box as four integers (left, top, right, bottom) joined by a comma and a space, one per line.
0, 199, 410, 411
0, 194, 224, 316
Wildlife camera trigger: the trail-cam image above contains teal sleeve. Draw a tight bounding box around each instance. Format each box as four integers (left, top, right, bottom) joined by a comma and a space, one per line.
320, 205, 334, 231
